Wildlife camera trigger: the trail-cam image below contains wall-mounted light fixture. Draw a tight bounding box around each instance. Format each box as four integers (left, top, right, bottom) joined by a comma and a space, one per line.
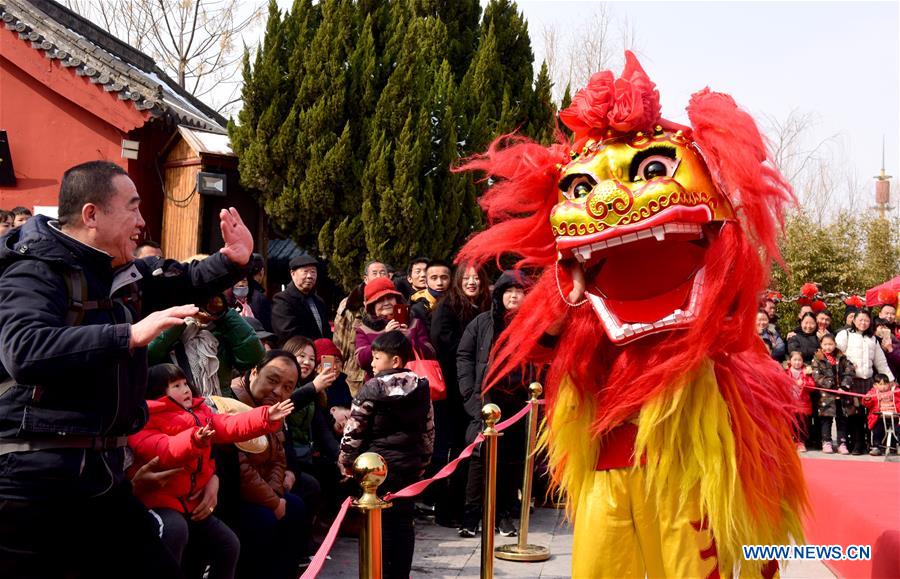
197, 172, 226, 196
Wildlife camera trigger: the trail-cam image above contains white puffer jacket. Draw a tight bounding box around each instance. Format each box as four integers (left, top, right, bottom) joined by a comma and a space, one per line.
835, 329, 895, 381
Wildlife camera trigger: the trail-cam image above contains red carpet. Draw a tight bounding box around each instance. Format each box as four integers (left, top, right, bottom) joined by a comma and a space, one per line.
801, 457, 900, 578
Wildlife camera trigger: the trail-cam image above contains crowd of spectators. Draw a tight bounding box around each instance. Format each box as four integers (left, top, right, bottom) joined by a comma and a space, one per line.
0, 163, 541, 579
759, 297, 899, 456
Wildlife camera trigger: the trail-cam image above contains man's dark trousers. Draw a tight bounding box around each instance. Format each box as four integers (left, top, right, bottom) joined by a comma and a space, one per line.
0, 473, 183, 579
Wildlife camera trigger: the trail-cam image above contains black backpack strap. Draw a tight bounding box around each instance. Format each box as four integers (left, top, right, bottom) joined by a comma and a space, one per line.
63, 269, 87, 326
62, 269, 115, 327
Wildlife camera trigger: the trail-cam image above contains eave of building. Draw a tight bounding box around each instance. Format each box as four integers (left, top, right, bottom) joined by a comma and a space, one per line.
0, 0, 227, 134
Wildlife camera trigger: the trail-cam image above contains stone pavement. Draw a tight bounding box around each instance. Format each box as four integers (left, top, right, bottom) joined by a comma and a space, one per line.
310, 447, 899, 578
316, 506, 572, 578
313, 503, 837, 578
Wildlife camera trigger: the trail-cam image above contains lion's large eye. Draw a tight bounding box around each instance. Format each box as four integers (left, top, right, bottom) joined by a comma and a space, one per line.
636, 155, 677, 181
566, 176, 594, 200
629, 145, 679, 182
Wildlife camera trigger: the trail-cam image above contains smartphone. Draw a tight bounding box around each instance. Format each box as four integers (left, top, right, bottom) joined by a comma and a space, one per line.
393, 303, 409, 326
321, 355, 336, 372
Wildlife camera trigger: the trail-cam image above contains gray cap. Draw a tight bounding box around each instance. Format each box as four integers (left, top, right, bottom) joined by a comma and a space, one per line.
289, 253, 318, 271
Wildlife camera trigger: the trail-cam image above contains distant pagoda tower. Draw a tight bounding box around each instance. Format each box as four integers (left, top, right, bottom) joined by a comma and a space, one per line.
873, 136, 893, 219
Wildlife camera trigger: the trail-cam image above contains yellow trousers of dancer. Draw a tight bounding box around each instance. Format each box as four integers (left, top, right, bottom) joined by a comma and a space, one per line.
573, 467, 730, 579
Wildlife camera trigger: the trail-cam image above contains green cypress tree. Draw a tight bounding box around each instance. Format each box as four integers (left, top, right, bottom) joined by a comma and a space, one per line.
362, 130, 393, 261
480, 0, 535, 118
271, 0, 357, 247
229, 0, 290, 198
423, 59, 460, 254
457, 22, 501, 152
558, 82, 573, 139
364, 14, 449, 267
861, 216, 900, 289
528, 61, 556, 144
232, 0, 556, 290
561, 83, 573, 109
411, 0, 481, 80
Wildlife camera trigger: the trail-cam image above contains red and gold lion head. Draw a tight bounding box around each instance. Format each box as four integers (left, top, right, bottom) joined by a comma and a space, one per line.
552, 127, 735, 343
456, 50, 795, 433
552, 53, 739, 343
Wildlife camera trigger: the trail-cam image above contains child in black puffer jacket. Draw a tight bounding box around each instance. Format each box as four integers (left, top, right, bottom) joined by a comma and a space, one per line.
811, 334, 856, 454
338, 330, 434, 579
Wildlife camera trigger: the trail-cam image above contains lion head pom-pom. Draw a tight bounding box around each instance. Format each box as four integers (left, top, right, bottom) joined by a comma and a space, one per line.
560, 51, 662, 137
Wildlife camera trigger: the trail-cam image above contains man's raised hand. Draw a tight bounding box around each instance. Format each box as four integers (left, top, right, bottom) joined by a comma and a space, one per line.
129, 305, 199, 349
219, 207, 253, 267
268, 400, 294, 422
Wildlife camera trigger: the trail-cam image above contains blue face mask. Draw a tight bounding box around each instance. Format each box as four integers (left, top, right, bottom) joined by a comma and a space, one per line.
233, 286, 249, 299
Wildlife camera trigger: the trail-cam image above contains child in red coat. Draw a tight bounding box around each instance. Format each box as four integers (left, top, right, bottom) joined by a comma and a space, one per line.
129, 364, 293, 579
862, 373, 899, 456
785, 350, 815, 452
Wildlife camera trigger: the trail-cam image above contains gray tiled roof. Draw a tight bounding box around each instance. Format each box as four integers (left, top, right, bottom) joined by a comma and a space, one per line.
0, 0, 227, 133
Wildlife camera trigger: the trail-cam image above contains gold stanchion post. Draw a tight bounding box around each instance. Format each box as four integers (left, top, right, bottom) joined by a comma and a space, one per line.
480, 403, 501, 579
353, 452, 392, 579
495, 382, 551, 562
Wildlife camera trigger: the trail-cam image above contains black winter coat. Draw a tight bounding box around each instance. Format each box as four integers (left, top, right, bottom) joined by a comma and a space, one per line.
271, 283, 332, 342
811, 350, 856, 417
456, 271, 535, 445
0, 216, 246, 498
787, 328, 819, 363
248, 280, 273, 332
430, 300, 481, 408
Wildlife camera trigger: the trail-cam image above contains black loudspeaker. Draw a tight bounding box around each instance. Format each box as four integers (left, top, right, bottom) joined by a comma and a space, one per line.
0, 131, 15, 186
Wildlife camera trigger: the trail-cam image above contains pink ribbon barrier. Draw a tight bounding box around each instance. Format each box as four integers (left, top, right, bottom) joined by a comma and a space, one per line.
804, 384, 875, 398
300, 399, 541, 577
300, 496, 352, 579
385, 401, 535, 500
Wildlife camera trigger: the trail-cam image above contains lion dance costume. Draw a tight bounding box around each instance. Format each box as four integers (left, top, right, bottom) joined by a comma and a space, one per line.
457, 52, 807, 577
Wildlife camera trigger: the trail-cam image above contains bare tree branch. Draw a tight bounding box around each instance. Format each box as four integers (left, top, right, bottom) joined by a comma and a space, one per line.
762, 110, 867, 222
537, 3, 637, 105
67, 0, 262, 115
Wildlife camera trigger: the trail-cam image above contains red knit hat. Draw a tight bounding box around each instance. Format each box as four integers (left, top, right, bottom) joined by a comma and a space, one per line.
313, 338, 342, 363
364, 277, 402, 308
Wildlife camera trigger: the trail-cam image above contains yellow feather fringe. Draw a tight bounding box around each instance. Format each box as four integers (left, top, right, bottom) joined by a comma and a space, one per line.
538, 376, 597, 521
542, 359, 805, 576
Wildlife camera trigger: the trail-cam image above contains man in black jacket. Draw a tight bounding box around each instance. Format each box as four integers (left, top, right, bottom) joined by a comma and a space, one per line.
271, 253, 332, 342
0, 161, 253, 578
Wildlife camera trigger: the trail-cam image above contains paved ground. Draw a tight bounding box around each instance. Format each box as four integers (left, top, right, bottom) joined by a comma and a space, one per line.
317, 505, 573, 578
314, 450, 900, 577
315, 505, 836, 578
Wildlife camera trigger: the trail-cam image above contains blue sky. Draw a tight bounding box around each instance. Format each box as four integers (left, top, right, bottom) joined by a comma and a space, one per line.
520, 1, 899, 210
